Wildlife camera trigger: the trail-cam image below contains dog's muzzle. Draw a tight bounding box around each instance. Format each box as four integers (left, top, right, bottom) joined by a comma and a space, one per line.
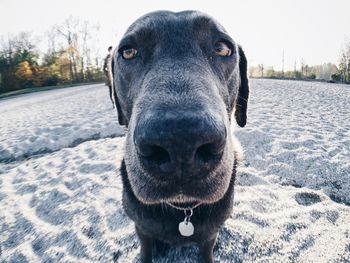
133, 109, 227, 180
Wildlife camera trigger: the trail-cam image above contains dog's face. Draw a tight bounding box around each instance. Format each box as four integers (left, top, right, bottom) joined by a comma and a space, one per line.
113, 11, 249, 205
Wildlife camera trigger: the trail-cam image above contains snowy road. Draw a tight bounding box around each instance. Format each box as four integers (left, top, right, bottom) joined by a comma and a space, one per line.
0, 80, 349, 262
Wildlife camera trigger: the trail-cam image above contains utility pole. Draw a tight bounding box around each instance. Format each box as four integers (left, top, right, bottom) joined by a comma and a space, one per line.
282, 50, 285, 78
294, 58, 297, 78
259, 64, 264, 78
301, 58, 304, 78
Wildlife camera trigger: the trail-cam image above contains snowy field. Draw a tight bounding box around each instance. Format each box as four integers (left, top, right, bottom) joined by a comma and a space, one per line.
0, 80, 349, 262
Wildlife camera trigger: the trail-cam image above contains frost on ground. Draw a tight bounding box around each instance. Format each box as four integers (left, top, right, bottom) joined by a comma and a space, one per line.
0, 81, 350, 262
0, 84, 125, 162
235, 79, 350, 205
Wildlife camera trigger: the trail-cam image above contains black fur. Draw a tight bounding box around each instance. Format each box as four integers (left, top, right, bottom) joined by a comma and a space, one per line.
120, 159, 237, 262
112, 10, 249, 263
235, 46, 249, 127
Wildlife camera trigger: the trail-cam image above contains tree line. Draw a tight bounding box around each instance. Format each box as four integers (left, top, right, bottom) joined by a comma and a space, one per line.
249, 40, 350, 84
1, 18, 349, 93
0, 16, 105, 93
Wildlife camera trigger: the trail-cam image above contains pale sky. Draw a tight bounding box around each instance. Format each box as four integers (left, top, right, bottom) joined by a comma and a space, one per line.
0, 0, 349, 70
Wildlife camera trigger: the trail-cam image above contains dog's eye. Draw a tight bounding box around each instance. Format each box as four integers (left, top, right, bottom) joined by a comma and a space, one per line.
215, 41, 232, 57
121, 47, 138, 60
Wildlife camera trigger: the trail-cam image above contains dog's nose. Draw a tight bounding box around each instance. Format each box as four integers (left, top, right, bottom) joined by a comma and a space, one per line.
134, 111, 226, 176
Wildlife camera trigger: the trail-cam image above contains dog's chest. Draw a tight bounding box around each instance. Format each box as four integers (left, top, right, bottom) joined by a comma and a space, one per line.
123, 199, 229, 246
136, 210, 218, 245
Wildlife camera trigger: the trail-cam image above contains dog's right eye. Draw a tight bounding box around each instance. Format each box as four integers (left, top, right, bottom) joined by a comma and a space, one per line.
120, 47, 138, 60
214, 41, 232, 57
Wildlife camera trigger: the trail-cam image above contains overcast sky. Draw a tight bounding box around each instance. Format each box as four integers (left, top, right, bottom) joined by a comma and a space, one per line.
0, 0, 349, 70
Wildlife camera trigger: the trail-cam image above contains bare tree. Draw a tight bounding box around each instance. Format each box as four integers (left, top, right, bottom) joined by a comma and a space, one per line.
338, 39, 350, 83
0, 35, 14, 64
13, 32, 36, 53
46, 28, 58, 55
304, 64, 309, 77
79, 21, 100, 81
56, 16, 80, 82
346, 40, 350, 82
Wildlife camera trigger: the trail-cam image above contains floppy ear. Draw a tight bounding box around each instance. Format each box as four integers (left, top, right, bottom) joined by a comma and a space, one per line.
111, 56, 128, 126
234, 46, 249, 127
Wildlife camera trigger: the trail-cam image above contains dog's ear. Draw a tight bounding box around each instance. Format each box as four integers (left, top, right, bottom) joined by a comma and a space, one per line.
111, 56, 128, 126
234, 46, 249, 127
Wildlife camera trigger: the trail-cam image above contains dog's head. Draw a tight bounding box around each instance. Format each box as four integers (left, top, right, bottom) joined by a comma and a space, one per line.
112, 11, 249, 205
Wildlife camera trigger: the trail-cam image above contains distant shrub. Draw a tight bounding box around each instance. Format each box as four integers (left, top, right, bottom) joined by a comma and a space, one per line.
331, 73, 341, 82
43, 75, 60, 86
307, 73, 316, 80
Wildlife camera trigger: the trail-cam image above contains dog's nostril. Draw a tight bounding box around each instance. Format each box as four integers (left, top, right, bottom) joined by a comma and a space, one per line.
138, 144, 171, 165
148, 145, 171, 164
195, 142, 225, 163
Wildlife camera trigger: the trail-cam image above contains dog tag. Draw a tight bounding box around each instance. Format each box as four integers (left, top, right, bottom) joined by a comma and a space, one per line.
179, 221, 194, 237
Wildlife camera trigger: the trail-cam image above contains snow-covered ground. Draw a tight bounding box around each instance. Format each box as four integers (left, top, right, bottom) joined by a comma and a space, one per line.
0, 80, 349, 262
0, 84, 124, 162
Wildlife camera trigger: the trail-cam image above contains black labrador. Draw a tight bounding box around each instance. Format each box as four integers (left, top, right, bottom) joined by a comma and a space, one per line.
111, 10, 249, 263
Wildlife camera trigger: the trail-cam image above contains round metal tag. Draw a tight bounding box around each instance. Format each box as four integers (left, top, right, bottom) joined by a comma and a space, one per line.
179, 221, 194, 237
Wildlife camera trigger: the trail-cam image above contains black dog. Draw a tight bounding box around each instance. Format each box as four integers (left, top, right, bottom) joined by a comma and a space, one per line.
112, 10, 249, 263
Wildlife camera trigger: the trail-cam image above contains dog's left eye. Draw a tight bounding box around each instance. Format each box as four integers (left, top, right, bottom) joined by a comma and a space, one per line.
214, 41, 232, 57
121, 47, 138, 60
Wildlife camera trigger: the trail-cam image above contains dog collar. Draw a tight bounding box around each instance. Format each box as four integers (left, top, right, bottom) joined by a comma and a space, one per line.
166, 201, 202, 211
166, 202, 202, 237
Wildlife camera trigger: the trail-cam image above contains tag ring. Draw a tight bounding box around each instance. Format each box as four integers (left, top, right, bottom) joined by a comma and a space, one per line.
184, 209, 193, 217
